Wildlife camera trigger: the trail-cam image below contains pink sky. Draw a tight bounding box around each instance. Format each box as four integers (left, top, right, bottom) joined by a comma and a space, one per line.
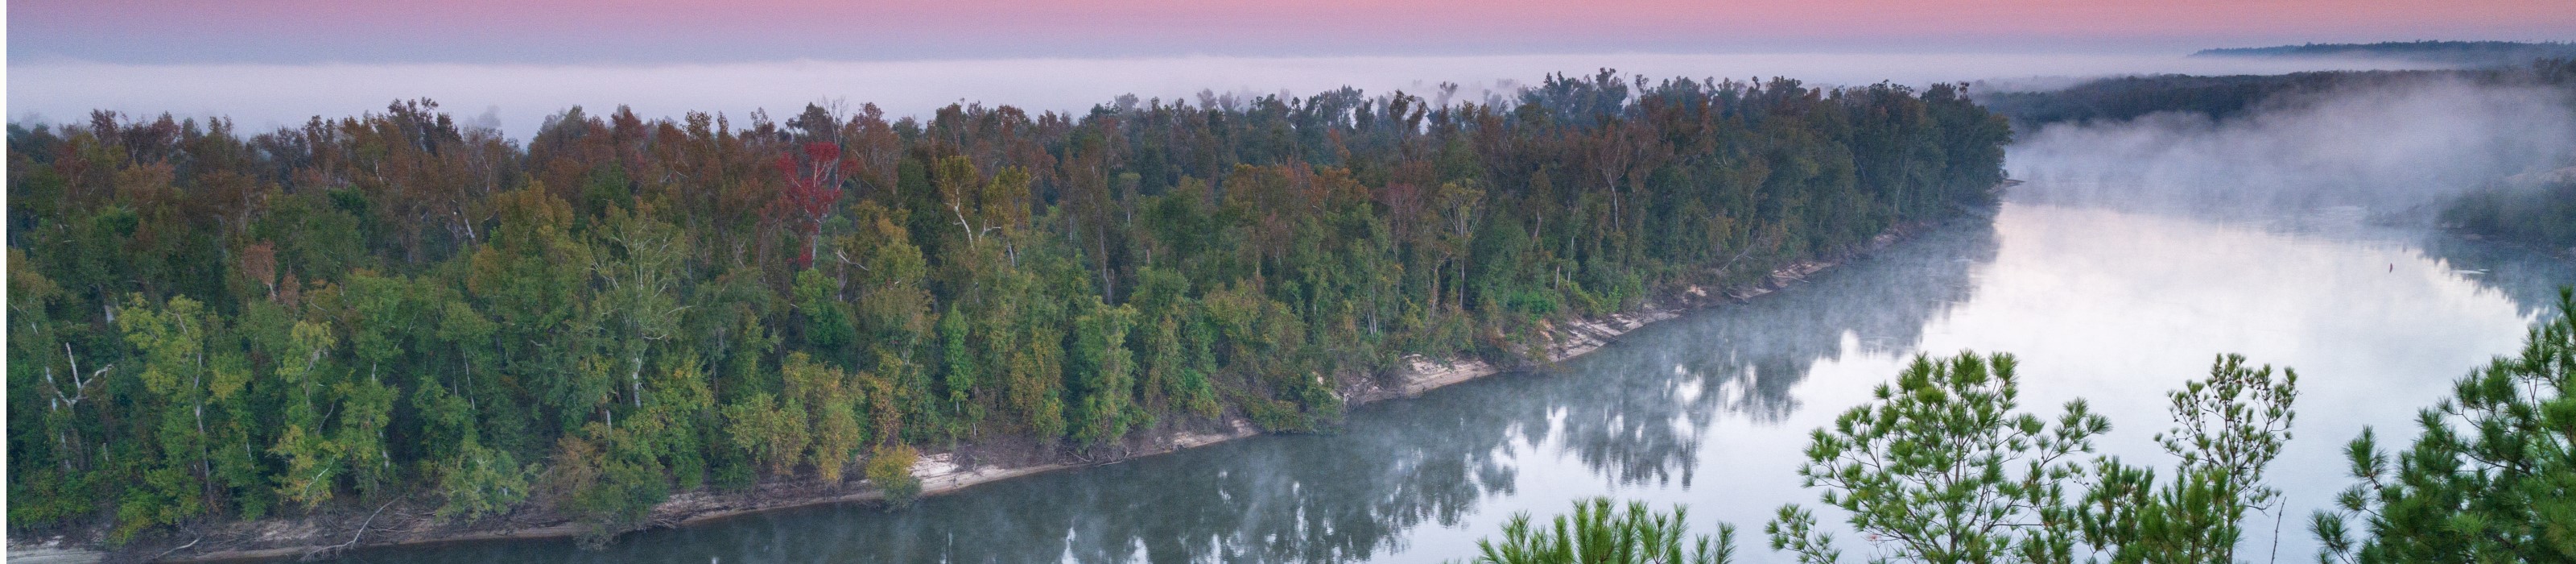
13, 0, 2576, 63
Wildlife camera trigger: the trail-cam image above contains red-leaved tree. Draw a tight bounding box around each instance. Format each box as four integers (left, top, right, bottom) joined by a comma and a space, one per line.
774, 141, 848, 267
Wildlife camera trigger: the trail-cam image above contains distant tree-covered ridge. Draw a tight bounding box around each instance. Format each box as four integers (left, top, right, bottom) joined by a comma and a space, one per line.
1975, 58, 2576, 127
2194, 40, 2576, 65
1975, 70, 2405, 126
6, 70, 2010, 545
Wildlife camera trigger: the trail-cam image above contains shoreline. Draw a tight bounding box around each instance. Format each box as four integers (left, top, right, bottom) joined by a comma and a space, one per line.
19, 224, 1921, 564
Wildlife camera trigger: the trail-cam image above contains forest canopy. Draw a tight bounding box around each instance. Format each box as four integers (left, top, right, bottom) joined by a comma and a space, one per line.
1973, 59, 2574, 128
6, 71, 2010, 543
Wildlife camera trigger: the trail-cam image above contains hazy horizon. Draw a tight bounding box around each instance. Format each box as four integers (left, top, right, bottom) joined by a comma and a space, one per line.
16, 0, 2569, 136
5, 51, 2475, 139
14, 0, 2574, 65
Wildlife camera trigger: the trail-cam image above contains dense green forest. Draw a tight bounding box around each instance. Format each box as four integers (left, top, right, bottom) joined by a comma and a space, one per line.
1974, 70, 2420, 126
4, 71, 2010, 543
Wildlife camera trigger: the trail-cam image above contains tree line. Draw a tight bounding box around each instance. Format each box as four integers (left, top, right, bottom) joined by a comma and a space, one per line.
1974, 59, 2576, 130
2192, 41, 2576, 66
5, 70, 2010, 544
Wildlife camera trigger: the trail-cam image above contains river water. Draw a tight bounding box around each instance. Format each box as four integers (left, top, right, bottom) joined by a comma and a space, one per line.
338, 197, 2574, 564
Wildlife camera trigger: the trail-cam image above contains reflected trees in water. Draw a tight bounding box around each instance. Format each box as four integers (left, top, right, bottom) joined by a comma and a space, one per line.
345, 216, 1997, 564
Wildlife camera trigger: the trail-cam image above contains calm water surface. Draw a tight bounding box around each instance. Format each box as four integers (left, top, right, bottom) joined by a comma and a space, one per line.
341, 200, 2574, 564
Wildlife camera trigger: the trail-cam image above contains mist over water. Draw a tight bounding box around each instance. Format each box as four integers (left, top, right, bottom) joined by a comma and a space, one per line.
8, 52, 2458, 137
2006, 77, 2576, 217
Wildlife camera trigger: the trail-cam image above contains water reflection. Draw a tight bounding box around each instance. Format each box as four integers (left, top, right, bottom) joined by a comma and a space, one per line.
1541, 218, 1996, 487
341, 219, 2000, 564
340, 201, 2574, 564
2416, 234, 2576, 319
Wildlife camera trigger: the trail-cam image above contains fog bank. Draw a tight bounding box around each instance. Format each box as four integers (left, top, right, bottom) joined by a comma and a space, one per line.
9, 52, 2454, 138
2005, 77, 2576, 218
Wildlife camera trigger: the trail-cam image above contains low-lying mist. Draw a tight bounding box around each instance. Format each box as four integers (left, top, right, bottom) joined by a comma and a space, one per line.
2006, 76, 2576, 219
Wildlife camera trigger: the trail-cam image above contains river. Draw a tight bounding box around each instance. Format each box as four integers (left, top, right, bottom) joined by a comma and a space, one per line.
331, 197, 2574, 563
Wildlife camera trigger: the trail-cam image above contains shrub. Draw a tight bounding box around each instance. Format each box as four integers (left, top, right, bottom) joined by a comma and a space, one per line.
866, 444, 923, 508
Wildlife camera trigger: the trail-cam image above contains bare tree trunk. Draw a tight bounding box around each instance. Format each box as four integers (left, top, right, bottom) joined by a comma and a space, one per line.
630, 355, 646, 408
195, 350, 217, 506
